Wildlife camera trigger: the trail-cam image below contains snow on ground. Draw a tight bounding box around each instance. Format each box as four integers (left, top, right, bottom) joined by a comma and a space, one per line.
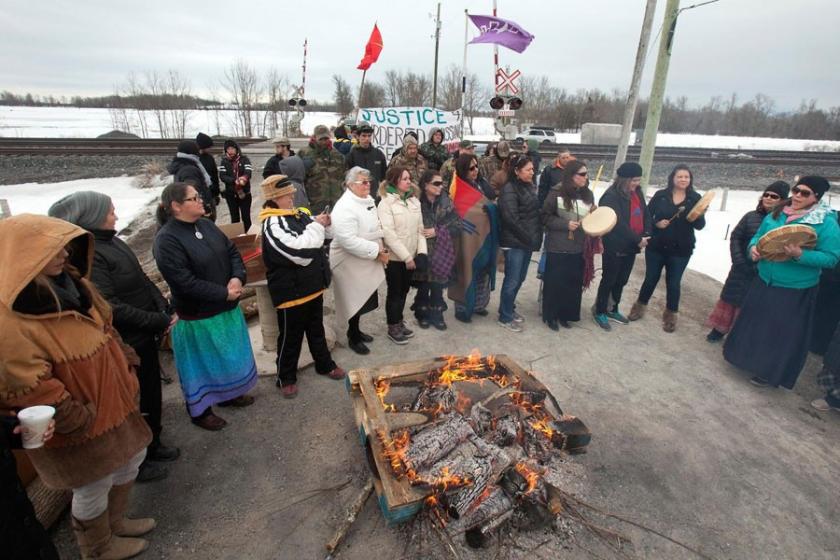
0, 176, 164, 232
3, 106, 840, 152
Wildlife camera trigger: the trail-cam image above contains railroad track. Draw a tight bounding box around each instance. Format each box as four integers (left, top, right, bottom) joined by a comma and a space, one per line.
1, 137, 839, 167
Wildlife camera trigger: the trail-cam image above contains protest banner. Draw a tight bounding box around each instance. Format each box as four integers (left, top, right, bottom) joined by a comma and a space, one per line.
359, 107, 463, 159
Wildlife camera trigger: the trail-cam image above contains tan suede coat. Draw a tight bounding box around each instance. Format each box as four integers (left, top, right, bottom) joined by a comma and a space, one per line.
0, 214, 151, 489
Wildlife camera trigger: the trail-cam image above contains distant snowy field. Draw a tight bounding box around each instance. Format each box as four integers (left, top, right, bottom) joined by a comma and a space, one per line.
3, 106, 840, 152
0, 177, 163, 232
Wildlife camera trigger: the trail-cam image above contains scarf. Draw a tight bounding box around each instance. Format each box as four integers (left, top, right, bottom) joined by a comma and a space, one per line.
784, 199, 835, 225
386, 185, 411, 202
258, 207, 312, 223
582, 236, 603, 291
177, 152, 213, 189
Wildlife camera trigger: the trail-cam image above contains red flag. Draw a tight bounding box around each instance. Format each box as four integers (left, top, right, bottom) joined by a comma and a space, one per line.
357, 24, 383, 71
450, 173, 483, 219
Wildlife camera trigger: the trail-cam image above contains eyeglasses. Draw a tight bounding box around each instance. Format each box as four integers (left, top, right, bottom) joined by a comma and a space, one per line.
762, 192, 781, 200
469, 165, 479, 171
792, 186, 814, 198
353, 180, 371, 185
430, 180, 444, 186
575, 172, 588, 177
183, 196, 202, 203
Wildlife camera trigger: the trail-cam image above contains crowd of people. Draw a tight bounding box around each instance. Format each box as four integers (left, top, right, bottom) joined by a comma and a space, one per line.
2, 121, 840, 559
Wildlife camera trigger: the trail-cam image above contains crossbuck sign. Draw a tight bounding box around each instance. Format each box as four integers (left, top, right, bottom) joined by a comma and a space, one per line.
495, 68, 521, 95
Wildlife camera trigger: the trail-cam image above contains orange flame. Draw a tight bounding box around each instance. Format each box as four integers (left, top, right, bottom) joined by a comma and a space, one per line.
433, 351, 512, 389
374, 379, 397, 412
377, 429, 415, 481
424, 465, 472, 493
514, 462, 542, 495
454, 393, 472, 415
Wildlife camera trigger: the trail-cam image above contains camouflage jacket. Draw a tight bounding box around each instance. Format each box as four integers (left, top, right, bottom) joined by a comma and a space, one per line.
419, 141, 448, 171
479, 154, 505, 182
299, 142, 346, 213
387, 152, 428, 185
440, 157, 457, 190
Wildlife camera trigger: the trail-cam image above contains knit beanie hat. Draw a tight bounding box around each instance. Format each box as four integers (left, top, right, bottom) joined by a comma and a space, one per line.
403, 135, 418, 147
616, 162, 643, 178
313, 125, 331, 140
796, 175, 831, 200
223, 139, 239, 152
764, 180, 790, 199
48, 191, 113, 231
195, 132, 213, 150
177, 140, 200, 155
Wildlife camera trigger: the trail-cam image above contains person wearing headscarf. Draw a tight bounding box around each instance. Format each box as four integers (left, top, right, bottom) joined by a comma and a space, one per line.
0, 214, 154, 560
420, 127, 448, 171
259, 175, 346, 399
705, 181, 790, 342
48, 191, 179, 484
724, 176, 840, 389
153, 182, 257, 431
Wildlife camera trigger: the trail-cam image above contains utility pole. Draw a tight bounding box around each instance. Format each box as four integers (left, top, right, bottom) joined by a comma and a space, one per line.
614, 0, 657, 174
639, 0, 681, 191
432, 3, 442, 108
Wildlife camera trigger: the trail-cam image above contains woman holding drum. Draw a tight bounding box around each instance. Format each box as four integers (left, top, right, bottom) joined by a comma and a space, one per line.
540, 160, 596, 330
724, 176, 840, 389
627, 165, 707, 333
705, 181, 790, 342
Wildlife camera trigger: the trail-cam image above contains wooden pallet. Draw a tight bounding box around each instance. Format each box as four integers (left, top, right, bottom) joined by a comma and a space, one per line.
344, 354, 555, 525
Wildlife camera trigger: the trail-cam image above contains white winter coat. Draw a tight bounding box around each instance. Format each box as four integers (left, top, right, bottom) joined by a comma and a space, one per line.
329, 189, 386, 341
377, 191, 428, 262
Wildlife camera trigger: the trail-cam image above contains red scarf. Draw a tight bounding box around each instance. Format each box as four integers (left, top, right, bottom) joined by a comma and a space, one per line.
629, 190, 644, 235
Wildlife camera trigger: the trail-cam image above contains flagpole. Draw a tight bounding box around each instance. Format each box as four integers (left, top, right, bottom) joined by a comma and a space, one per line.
355, 70, 367, 123
460, 9, 468, 137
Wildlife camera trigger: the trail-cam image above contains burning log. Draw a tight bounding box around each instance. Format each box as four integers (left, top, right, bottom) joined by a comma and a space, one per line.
404, 414, 475, 471
433, 455, 493, 519
468, 402, 493, 435
412, 384, 456, 415
450, 486, 514, 536
489, 415, 518, 447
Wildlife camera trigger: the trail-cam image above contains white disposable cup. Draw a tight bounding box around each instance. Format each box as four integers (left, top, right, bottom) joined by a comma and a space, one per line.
17, 405, 56, 449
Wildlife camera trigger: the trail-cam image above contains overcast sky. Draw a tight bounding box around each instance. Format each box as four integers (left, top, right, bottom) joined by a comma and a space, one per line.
2, 0, 838, 111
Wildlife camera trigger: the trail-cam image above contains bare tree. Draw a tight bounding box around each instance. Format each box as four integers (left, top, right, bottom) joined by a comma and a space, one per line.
359, 82, 386, 108
333, 74, 355, 117
222, 59, 261, 136
438, 66, 463, 111
167, 70, 192, 137
264, 68, 290, 137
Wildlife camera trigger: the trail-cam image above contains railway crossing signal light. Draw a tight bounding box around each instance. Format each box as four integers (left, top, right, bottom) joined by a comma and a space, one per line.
288, 97, 307, 107
489, 95, 523, 111
489, 96, 505, 110
508, 97, 522, 110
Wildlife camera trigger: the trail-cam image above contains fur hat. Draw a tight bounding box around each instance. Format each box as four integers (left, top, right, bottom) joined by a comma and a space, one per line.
195, 132, 213, 150
177, 139, 199, 155
764, 180, 790, 199
796, 175, 831, 200
313, 125, 331, 140
495, 141, 511, 158
616, 162, 643, 179
261, 175, 297, 201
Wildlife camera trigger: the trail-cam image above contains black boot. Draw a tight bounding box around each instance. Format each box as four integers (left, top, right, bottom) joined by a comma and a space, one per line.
147, 436, 180, 462
136, 459, 168, 483
706, 328, 725, 343
415, 305, 431, 329
430, 306, 447, 331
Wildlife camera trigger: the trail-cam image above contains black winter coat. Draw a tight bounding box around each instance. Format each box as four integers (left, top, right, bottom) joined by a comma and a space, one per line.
167, 157, 214, 215
719, 209, 765, 305
537, 165, 564, 207
153, 218, 246, 319
346, 145, 388, 185
599, 184, 652, 255
198, 152, 220, 198
263, 155, 283, 178
261, 213, 328, 308
646, 189, 706, 257
499, 178, 542, 251
89, 230, 170, 348
219, 152, 253, 197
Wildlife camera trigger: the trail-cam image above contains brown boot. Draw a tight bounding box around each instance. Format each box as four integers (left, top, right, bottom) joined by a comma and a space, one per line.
628, 301, 647, 321
109, 482, 156, 537
663, 309, 678, 333
72, 510, 148, 560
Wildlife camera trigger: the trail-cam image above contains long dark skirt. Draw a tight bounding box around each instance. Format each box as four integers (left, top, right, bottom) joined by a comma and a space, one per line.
723, 277, 818, 389
810, 276, 840, 355
542, 252, 584, 322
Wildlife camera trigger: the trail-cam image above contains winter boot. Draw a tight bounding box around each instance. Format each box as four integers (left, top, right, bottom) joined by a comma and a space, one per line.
414, 305, 431, 329
109, 482, 156, 537
72, 510, 148, 560
663, 309, 678, 333
628, 301, 646, 322
430, 306, 447, 331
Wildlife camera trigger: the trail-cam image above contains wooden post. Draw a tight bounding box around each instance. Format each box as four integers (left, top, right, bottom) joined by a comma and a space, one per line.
354, 70, 367, 124
254, 283, 279, 352
614, 0, 658, 174
431, 2, 442, 108
638, 0, 681, 193
0, 199, 10, 220
720, 187, 729, 211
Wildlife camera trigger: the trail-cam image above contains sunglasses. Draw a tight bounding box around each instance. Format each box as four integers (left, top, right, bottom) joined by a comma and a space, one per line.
469, 165, 479, 171
575, 172, 588, 177
429, 180, 444, 186
183, 195, 202, 203
792, 186, 814, 198
762, 192, 781, 200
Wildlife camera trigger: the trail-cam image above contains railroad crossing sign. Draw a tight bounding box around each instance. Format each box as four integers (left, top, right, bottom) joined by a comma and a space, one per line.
495, 68, 521, 95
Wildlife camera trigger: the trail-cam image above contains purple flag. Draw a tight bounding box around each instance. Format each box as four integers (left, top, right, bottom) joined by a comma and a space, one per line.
468, 14, 534, 53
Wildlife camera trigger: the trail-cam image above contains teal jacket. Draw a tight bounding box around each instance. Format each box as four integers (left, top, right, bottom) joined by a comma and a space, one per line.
748, 201, 840, 289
